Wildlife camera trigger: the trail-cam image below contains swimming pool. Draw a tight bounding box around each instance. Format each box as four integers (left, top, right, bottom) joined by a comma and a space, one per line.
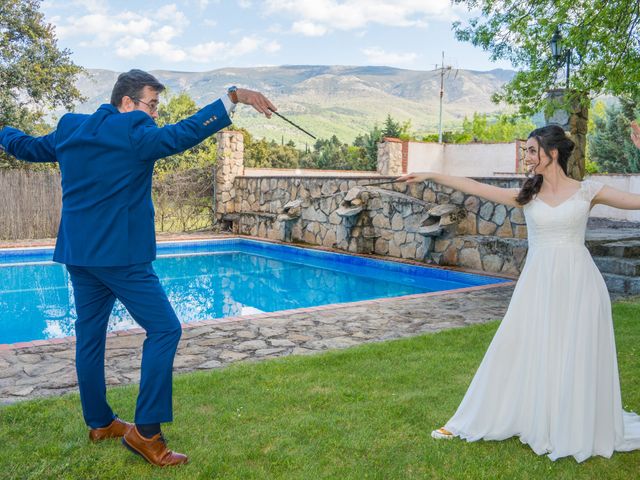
0, 239, 509, 345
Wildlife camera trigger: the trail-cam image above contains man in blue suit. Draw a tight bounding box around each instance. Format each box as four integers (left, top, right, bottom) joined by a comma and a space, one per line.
0, 69, 276, 466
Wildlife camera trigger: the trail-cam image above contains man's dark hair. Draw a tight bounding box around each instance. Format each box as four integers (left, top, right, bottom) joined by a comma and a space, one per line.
110, 69, 165, 107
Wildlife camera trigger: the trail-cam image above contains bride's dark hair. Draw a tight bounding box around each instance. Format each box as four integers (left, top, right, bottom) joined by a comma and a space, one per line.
516, 125, 575, 205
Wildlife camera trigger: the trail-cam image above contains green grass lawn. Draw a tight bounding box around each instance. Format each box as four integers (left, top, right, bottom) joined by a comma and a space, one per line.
1, 301, 639, 480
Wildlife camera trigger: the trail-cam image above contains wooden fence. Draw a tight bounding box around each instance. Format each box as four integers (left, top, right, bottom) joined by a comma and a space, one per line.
0, 169, 62, 240
0, 167, 216, 240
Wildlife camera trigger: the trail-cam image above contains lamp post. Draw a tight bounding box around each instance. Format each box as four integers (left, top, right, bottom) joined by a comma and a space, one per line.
550, 27, 571, 88
548, 26, 587, 180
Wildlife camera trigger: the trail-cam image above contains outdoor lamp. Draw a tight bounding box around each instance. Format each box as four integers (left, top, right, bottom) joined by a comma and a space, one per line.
550, 26, 573, 88
550, 27, 562, 63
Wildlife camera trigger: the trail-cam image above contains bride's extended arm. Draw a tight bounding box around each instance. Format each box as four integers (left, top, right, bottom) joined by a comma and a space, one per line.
593, 186, 640, 210
397, 172, 520, 207
601, 121, 640, 209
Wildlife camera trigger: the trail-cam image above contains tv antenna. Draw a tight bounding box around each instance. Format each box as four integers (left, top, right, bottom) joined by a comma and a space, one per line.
434, 51, 457, 143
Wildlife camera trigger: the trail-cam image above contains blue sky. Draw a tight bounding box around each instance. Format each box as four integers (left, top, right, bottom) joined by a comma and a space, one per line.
41, 0, 514, 73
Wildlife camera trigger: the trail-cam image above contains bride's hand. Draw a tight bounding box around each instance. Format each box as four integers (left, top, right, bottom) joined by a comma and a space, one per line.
631, 121, 640, 150
396, 172, 433, 183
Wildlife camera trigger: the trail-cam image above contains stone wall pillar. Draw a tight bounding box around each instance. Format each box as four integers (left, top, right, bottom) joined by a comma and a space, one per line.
377, 137, 404, 176
214, 131, 244, 224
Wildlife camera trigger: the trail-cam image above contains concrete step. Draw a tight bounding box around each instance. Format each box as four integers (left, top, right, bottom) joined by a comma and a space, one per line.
590, 240, 640, 258
594, 256, 640, 276
602, 273, 640, 295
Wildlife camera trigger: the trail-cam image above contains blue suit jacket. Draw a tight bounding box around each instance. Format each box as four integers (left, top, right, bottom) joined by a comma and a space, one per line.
0, 101, 231, 266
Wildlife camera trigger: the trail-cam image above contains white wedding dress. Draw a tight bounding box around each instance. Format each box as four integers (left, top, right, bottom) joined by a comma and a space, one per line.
444, 180, 640, 462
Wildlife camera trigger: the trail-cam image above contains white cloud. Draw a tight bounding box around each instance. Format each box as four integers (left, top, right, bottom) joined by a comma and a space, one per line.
187, 36, 280, 63
194, 0, 222, 8
188, 40, 228, 63
115, 36, 187, 62
292, 21, 327, 37
51, 2, 193, 63
42, 0, 109, 14
149, 41, 188, 62
362, 47, 418, 66
71, 0, 109, 14
237, 0, 252, 8
157, 25, 182, 41
115, 37, 149, 59
264, 0, 462, 34
56, 13, 155, 46
52, 3, 189, 44
45, 1, 278, 66
155, 4, 189, 28
235, 36, 262, 55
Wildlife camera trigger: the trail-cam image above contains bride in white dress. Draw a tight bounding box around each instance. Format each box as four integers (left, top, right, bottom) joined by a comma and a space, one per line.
399, 124, 640, 462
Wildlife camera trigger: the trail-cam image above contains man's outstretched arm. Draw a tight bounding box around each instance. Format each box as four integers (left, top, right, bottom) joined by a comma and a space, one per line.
130, 88, 276, 162
0, 127, 57, 163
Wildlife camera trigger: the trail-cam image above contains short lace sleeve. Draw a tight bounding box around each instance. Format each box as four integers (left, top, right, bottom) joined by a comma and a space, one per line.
581, 179, 605, 203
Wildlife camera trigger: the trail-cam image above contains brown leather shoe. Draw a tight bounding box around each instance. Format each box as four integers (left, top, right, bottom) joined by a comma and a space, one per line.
89, 417, 134, 442
122, 426, 188, 467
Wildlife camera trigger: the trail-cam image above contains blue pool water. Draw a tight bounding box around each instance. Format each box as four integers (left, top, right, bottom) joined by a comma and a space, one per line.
0, 239, 509, 344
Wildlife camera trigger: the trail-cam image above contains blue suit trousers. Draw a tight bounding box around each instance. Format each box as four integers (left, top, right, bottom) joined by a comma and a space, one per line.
66, 263, 182, 428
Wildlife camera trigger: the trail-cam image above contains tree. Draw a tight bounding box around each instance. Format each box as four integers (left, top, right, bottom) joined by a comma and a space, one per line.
452, 0, 640, 179
421, 113, 535, 144
381, 115, 412, 140
353, 124, 382, 170
588, 98, 640, 173
0, 0, 84, 168
461, 113, 536, 143
307, 135, 350, 169
240, 127, 300, 169
382, 115, 402, 138
155, 92, 217, 175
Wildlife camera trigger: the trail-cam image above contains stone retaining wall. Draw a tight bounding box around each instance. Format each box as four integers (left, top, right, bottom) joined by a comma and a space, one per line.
213, 133, 528, 276
230, 177, 528, 274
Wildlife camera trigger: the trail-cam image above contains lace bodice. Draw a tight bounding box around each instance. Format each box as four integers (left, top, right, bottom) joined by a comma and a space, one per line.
523, 180, 604, 249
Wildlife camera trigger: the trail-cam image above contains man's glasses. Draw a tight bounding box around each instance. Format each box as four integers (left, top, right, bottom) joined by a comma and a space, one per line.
132, 98, 158, 113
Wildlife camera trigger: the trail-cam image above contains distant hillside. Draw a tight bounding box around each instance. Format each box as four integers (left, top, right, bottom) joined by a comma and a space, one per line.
57, 65, 516, 146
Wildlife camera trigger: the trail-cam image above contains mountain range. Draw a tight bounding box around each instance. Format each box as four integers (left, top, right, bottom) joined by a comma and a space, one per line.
59, 65, 516, 146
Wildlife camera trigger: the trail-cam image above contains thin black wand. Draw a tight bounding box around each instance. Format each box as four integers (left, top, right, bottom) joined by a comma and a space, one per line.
360, 179, 402, 187
268, 108, 317, 139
